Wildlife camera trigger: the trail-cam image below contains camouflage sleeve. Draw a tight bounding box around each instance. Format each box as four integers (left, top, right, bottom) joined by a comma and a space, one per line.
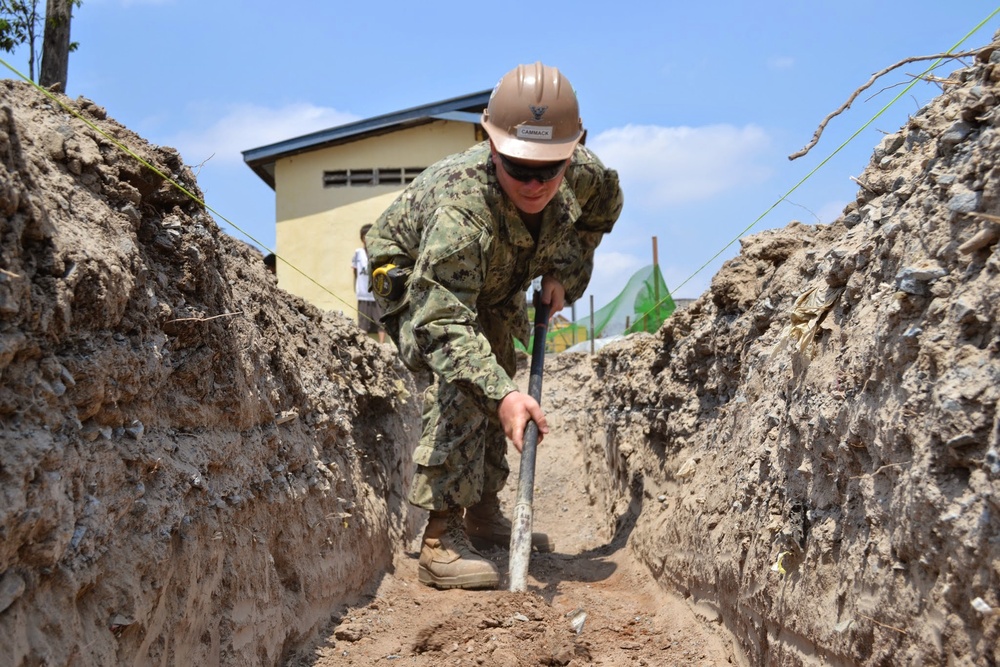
366, 195, 416, 271
408, 206, 519, 412
552, 163, 624, 303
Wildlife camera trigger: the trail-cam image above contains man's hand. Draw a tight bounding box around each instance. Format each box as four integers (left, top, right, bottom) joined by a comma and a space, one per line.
540, 275, 565, 316
498, 391, 549, 453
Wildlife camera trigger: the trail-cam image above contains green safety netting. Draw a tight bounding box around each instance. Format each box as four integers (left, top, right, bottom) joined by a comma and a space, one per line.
518, 263, 675, 353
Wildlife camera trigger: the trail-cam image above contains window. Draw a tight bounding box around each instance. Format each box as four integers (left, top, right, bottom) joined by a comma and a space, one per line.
323, 167, 426, 187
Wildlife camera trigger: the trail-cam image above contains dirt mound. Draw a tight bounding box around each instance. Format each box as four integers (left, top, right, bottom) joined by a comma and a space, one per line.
579, 42, 1000, 664
1, 35, 999, 667
0, 79, 421, 664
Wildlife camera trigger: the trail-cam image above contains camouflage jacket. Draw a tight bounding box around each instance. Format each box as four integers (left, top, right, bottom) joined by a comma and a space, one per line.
367, 140, 622, 411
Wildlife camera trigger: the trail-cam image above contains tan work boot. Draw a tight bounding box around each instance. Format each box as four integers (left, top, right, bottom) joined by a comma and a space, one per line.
418, 509, 500, 590
465, 494, 554, 553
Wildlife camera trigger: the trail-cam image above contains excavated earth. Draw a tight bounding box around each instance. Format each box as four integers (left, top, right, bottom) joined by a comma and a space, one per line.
2, 36, 1000, 667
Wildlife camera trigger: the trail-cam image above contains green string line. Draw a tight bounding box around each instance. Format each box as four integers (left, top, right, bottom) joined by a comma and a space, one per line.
6, 5, 998, 342
624, 6, 1000, 336
0, 56, 368, 322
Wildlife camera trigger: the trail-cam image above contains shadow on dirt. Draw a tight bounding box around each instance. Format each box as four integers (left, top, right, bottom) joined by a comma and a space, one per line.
516, 470, 645, 603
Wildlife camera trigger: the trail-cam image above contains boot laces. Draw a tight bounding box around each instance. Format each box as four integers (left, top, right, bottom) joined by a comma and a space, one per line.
445, 511, 483, 557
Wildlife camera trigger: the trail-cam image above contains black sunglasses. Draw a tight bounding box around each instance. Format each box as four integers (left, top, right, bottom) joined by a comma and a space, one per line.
497, 153, 567, 183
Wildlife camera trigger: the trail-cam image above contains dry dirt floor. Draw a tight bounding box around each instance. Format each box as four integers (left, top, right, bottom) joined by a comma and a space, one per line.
287, 353, 737, 667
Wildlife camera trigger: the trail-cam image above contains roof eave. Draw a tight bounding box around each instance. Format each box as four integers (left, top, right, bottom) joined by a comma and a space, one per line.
243, 90, 491, 190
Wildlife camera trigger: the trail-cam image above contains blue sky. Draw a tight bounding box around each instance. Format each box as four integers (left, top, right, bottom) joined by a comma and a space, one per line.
2, 1, 998, 310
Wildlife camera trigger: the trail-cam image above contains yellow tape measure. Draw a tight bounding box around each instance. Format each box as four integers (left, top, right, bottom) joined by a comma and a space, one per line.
372, 264, 408, 300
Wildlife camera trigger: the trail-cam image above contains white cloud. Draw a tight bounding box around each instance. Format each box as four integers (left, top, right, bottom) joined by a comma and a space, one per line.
166, 103, 360, 166
591, 250, 639, 282
588, 124, 773, 210
767, 56, 795, 70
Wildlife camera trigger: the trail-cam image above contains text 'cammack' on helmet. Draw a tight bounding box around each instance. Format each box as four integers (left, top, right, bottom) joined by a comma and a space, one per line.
481, 62, 584, 162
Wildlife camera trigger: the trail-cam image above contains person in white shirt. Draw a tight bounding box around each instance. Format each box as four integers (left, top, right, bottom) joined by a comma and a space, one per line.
352, 224, 385, 343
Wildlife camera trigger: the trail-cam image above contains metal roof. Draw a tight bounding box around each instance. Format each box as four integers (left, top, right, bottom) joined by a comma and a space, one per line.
242, 90, 492, 189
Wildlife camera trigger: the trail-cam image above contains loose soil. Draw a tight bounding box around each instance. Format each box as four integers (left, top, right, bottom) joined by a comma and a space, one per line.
287, 351, 737, 666
2, 34, 1000, 667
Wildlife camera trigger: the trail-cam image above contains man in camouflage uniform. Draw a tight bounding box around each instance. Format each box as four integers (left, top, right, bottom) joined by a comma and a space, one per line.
367, 62, 623, 590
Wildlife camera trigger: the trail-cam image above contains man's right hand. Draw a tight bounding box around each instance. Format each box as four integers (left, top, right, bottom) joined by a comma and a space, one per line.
498, 391, 549, 453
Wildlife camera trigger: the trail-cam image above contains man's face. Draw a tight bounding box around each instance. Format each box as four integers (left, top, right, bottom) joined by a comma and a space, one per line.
491, 145, 568, 216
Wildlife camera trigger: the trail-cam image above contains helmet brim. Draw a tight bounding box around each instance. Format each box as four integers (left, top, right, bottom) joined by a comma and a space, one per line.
482, 116, 582, 162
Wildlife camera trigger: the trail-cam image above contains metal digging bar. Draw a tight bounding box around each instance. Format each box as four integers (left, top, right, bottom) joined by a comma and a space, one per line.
508, 290, 550, 592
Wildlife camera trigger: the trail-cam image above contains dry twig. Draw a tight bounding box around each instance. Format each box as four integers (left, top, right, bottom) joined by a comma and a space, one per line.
858, 613, 908, 635
164, 311, 243, 324
191, 153, 215, 177
912, 73, 953, 86
850, 175, 877, 194
965, 212, 1000, 224
849, 461, 910, 480
958, 212, 1000, 254
789, 50, 978, 160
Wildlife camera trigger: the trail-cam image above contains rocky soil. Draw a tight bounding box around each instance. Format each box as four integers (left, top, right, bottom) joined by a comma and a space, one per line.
0, 78, 423, 665
2, 34, 999, 667
579, 44, 1000, 665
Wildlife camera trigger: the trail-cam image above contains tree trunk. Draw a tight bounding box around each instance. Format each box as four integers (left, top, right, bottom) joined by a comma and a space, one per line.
39, 0, 71, 90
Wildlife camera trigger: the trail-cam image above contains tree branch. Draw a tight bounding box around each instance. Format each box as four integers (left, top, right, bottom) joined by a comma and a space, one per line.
789, 50, 978, 161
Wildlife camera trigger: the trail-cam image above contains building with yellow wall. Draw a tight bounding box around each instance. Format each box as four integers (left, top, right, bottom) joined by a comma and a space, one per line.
242, 91, 491, 315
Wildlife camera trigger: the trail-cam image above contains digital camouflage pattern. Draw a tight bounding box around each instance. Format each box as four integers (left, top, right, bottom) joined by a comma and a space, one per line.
406, 380, 511, 510
367, 140, 622, 510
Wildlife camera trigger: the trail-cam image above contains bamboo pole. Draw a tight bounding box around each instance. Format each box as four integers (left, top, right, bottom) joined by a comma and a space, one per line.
652, 236, 660, 328
589, 295, 595, 355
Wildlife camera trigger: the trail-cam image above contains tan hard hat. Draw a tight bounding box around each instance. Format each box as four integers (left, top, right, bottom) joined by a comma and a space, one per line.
481, 62, 584, 162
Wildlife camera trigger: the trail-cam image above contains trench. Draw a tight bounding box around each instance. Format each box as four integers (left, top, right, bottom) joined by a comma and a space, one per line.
282, 351, 740, 667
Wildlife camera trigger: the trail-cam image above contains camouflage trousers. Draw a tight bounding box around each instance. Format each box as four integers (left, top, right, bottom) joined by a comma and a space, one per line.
402, 304, 523, 511
407, 379, 510, 510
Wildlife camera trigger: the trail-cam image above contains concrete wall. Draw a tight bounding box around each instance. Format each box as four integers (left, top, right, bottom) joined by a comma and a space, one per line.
273, 120, 481, 315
